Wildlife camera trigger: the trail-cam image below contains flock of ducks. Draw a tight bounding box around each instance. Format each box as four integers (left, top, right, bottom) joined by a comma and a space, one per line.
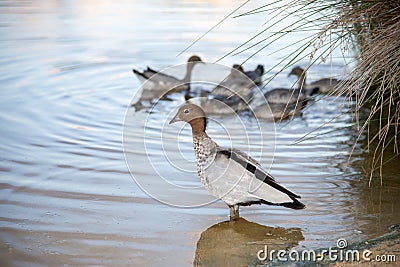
133, 55, 341, 120
132, 55, 342, 220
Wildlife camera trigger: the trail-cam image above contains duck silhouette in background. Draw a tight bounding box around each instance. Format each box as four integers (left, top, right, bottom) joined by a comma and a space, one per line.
249, 67, 319, 120
264, 87, 306, 105
251, 86, 318, 120
210, 64, 264, 96
252, 102, 299, 121
132, 55, 203, 101
288, 66, 342, 94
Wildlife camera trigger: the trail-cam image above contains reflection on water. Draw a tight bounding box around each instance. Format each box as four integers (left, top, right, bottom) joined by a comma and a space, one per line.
0, 0, 399, 266
194, 218, 303, 267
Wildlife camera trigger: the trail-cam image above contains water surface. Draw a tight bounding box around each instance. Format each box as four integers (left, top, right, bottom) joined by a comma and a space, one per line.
0, 1, 399, 266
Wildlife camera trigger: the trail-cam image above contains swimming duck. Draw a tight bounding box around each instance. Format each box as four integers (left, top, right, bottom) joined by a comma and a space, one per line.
263, 84, 319, 106
264, 88, 305, 105
195, 92, 249, 115
211, 64, 254, 102
227, 64, 264, 85
288, 66, 341, 94
252, 102, 299, 121
249, 86, 310, 121
132, 55, 203, 97
211, 64, 255, 100
169, 103, 305, 220
252, 86, 318, 120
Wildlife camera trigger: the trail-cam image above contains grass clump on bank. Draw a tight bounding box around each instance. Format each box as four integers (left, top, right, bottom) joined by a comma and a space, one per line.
233, 0, 400, 183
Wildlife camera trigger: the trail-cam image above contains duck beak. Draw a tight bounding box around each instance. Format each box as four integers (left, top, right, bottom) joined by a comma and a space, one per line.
169, 113, 181, 124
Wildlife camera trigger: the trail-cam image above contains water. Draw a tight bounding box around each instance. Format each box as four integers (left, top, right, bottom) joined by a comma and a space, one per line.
1, 1, 399, 266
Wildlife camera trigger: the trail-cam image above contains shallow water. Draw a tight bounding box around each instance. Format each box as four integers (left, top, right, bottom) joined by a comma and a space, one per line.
1, 1, 399, 266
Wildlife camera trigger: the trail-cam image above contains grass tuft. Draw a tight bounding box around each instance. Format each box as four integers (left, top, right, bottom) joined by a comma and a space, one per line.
239, 0, 400, 183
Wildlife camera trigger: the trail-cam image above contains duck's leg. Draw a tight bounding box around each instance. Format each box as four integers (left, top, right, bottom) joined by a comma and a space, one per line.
229, 205, 234, 219
229, 205, 240, 221
234, 205, 240, 218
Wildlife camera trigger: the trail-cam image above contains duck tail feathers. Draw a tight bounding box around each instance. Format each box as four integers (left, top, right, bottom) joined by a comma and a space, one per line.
256, 65, 264, 75
132, 68, 141, 75
147, 67, 158, 73
132, 69, 148, 80
280, 198, 306, 210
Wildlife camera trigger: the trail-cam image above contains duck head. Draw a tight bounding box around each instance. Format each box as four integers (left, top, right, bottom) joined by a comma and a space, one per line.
288, 66, 305, 77
232, 64, 244, 73
289, 66, 307, 89
229, 64, 244, 78
169, 103, 207, 134
188, 55, 204, 65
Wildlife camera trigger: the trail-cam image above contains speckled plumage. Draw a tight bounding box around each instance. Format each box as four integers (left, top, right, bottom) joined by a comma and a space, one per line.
192, 133, 217, 185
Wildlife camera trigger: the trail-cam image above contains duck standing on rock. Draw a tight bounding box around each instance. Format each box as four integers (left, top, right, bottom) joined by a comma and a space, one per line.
169, 103, 305, 220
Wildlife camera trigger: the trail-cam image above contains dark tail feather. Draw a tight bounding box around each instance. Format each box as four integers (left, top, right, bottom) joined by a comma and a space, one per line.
248, 198, 305, 210
147, 67, 158, 73
132, 69, 148, 80
280, 198, 306, 210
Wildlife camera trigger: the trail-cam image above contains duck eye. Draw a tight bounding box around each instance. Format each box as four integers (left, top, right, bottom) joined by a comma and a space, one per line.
184, 109, 189, 114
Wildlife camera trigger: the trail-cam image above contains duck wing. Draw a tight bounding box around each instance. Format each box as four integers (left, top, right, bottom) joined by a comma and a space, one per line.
309, 78, 341, 94
212, 77, 254, 103
310, 78, 340, 86
264, 88, 302, 105
209, 94, 242, 106
253, 103, 297, 121
143, 67, 181, 84
216, 148, 301, 199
